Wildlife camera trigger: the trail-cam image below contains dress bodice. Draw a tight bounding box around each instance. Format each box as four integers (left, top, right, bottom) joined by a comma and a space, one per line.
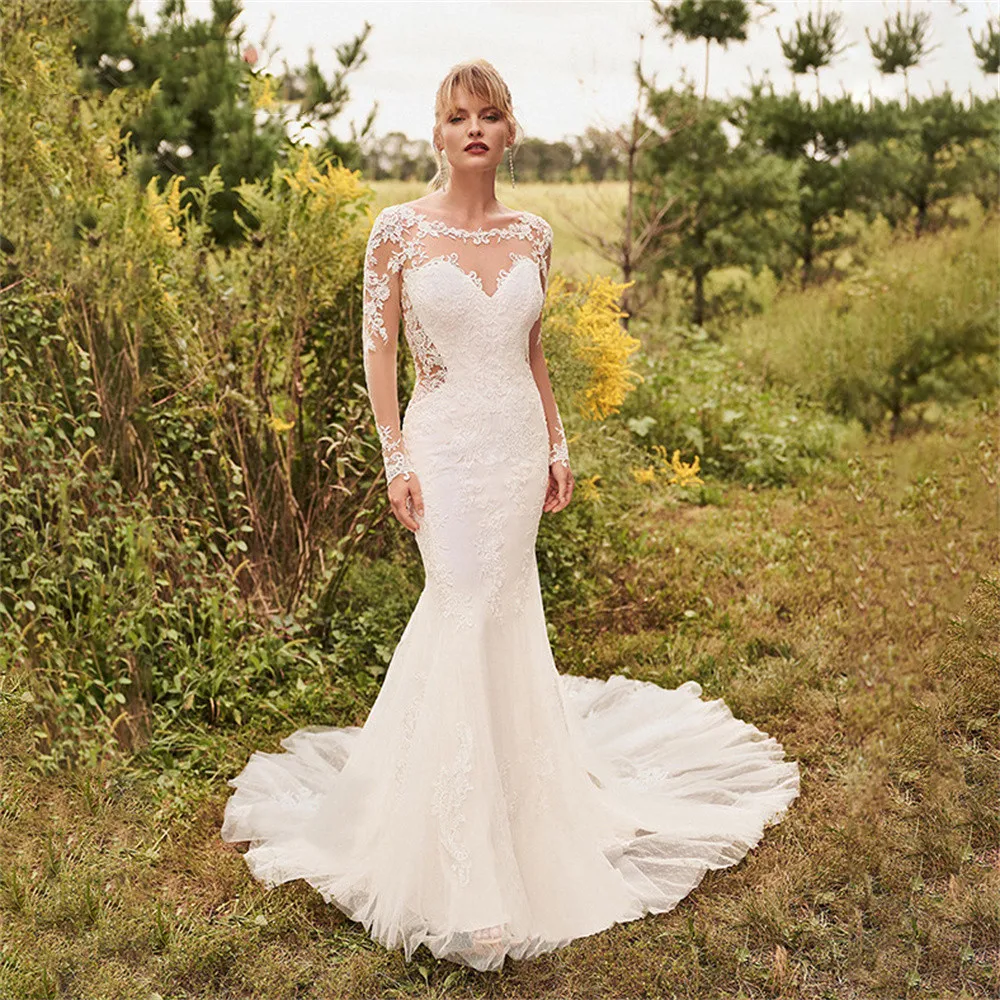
366, 204, 553, 401
361, 201, 568, 484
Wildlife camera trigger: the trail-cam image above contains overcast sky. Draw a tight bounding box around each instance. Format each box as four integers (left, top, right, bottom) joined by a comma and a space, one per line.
135, 1, 1000, 143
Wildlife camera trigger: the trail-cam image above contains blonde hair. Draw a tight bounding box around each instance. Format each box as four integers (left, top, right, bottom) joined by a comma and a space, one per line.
428, 59, 524, 191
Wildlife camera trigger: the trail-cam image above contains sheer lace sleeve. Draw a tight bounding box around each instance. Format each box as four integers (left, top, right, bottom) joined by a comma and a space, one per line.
527, 220, 570, 470
363, 207, 415, 484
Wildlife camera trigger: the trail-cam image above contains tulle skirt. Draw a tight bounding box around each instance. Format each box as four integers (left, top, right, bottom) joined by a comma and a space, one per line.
220, 562, 800, 972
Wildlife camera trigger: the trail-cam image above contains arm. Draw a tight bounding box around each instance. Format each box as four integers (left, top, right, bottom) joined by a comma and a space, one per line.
362, 208, 415, 485
529, 235, 573, 515
362, 211, 424, 532
527, 223, 571, 471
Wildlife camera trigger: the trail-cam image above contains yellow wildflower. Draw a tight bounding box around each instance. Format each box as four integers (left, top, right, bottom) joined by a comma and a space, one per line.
576, 474, 601, 502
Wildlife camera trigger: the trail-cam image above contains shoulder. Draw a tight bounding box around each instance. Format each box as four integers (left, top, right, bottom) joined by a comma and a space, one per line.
366, 202, 418, 248
518, 210, 553, 253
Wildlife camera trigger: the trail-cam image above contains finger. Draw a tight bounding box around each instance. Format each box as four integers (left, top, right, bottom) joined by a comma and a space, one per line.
559, 479, 573, 510
410, 484, 425, 517
558, 476, 569, 505
544, 481, 557, 512
394, 500, 420, 533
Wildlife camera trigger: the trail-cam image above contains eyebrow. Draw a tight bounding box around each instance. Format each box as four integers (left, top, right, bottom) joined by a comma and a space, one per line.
452, 105, 499, 113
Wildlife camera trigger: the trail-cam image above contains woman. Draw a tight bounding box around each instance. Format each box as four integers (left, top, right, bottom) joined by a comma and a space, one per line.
221, 59, 800, 973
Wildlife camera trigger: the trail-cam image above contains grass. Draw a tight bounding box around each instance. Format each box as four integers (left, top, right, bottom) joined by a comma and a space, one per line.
1, 398, 996, 999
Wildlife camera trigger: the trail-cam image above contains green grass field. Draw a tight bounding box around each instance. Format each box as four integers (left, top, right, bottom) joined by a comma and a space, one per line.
1, 185, 997, 999
2, 401, 995, 999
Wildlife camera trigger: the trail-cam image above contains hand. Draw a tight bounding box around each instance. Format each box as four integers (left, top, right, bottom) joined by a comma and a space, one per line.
543, 463, 573, 513
388, 471, 424, 532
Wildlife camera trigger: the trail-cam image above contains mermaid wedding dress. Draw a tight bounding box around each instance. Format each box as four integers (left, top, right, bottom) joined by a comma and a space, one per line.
220, 203, 800, 972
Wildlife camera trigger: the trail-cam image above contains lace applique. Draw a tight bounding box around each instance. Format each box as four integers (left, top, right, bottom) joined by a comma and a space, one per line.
430, 721, 474, 885
509, 546, 537, 620
396, 204, 552, 296
400, 282, 447, 406
362, 212, 417, 354
393, 695, 423, 790
375, 423, 412, 483
363, 208, 420, 482
548, 410, 570, 468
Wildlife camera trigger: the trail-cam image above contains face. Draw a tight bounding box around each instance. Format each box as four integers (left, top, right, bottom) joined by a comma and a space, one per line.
436, 85, 511, 171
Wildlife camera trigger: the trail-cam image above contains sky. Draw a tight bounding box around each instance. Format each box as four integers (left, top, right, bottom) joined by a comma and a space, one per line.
135, 1, 1000, 143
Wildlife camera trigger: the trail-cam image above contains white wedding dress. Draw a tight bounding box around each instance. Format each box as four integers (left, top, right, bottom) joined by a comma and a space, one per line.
220, 203, 800, 972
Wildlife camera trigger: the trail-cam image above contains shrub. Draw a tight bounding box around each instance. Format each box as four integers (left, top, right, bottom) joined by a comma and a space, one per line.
618, 325, 850, 486
731, 207, 999, 437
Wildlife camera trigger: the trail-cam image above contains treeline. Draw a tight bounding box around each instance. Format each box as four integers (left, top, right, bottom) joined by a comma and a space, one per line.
63, 0, 1000, 341
358, 129, 624, 184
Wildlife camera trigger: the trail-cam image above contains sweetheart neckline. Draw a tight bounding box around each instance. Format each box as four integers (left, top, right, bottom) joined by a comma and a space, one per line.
404, 256, 539, 301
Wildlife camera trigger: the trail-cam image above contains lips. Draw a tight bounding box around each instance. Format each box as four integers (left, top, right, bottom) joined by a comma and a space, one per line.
464, 142, 489, 152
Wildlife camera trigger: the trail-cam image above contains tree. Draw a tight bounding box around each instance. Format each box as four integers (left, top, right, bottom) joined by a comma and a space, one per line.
866, 2, 938, 109
275, 26, 373, 169
733, 85, 867, 282
969, 16, 1000, 76
651, 0, 768, 99
776, 2, 851, 105
545, 35, 695, 329
571, 127, 623, 183
638, 83, 799, 328
845, 91, 997, 235
72, 0, 371, 243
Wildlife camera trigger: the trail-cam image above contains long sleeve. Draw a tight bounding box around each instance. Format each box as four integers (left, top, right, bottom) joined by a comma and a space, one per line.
362, 208, 415, 484
528, 222, 570, 470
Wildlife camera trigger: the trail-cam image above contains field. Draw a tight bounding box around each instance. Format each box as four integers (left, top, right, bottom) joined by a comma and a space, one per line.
1, 184, 997, 999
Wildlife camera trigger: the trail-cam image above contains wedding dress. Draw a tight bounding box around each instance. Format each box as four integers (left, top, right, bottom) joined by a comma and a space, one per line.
220, 203, 800, 972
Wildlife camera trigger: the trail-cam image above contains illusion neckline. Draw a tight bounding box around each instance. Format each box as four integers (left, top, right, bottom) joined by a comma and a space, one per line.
401, 203, 529, 237
406, 255, 538, 300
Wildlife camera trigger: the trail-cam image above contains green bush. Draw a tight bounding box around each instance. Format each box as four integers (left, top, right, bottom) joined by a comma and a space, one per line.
619, 326, 850, 486
731, 205, 999, 436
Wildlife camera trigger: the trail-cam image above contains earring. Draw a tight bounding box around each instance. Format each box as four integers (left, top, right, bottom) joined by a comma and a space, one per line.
507, 147, 516, 189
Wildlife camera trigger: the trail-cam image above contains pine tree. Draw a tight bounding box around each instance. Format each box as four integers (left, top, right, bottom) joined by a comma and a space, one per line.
71, 0, 369, 244
638, 83, 799, 328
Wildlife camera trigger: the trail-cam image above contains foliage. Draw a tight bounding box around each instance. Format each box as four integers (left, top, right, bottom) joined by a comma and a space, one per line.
541, 272, 643, 420
731, 206, 1000, 437
732, 86, 867, 280
844, 91, 999, 233
619, 325, 849, 487
70, 0, 371, 244
638, 83, 801, 327
0, 283, 315, 771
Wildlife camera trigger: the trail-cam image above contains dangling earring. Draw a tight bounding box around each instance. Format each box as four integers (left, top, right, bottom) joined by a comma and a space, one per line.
507, 146, 516, 189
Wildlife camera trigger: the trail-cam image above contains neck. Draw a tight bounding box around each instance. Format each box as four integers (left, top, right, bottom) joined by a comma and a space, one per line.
436, 170, 502, 225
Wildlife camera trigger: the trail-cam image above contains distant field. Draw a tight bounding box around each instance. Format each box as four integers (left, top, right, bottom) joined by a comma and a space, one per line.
368, 179, 628, 279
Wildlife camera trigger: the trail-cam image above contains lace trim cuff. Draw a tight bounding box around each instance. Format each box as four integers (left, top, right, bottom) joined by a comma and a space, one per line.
548, 414, 570, 468
549, 439, 570, 468
377, 423, 415, 483
385, 451, 415, 483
